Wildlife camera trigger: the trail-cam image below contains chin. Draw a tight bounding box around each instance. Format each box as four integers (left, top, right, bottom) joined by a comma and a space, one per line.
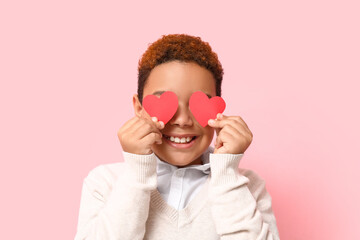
171, 160, 195, 167
162, 156, 193, 166
152, 139, 211, 166
154, 150, 199, 167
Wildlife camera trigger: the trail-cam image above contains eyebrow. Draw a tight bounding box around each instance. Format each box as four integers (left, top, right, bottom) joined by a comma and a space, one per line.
152, 91, 166, 96
152, 91, 212, 98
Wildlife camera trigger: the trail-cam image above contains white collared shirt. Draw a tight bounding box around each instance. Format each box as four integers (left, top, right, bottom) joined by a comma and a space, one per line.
155, 147, 213, 210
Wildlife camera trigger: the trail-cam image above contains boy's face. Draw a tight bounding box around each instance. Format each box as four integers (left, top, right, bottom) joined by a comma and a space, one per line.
133, 60, 216, 167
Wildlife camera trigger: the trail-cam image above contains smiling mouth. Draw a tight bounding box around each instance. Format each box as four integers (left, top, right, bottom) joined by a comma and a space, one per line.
163, 134, 198, 144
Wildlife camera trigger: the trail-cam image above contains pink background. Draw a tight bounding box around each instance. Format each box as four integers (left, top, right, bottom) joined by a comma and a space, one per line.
1, 1, 359, 239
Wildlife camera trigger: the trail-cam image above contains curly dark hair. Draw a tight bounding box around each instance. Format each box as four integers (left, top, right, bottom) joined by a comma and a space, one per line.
137, 33, 224, 104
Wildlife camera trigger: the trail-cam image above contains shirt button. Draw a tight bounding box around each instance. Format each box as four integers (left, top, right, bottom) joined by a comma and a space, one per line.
175, 170, 184, 177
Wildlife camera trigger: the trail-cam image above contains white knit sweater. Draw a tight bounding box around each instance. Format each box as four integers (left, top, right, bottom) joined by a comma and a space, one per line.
74, 148, 280, 240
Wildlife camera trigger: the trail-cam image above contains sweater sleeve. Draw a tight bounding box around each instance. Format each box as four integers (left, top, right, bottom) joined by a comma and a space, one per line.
209, 153, 280, 240
74, 151, 157, 240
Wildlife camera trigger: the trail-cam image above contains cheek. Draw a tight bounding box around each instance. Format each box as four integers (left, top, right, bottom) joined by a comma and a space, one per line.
202, 127, 215, 139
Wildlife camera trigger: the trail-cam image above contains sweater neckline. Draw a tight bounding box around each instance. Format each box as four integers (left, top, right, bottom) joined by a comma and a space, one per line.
150, 175, 211, 227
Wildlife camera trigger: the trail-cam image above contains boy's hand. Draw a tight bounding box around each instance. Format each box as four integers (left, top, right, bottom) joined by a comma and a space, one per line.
117, 116, 164, 155
208, 113, 253, 154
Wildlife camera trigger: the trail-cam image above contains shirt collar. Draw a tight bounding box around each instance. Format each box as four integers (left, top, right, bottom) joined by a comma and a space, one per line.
155, 146, 214, 175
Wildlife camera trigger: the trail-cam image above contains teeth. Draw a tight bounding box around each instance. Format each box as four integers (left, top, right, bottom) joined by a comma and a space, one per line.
168, 136, 194, 143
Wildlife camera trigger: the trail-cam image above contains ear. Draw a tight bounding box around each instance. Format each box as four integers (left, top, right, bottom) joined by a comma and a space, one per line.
132, 94, 143, 117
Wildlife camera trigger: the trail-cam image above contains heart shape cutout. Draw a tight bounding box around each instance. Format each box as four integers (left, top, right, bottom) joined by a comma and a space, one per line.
142, 91, 178, 124
189, 91, 226, 127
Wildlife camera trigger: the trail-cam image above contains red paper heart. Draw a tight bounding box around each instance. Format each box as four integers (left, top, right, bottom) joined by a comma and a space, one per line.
189, 91, 226, 127
142, 91, 178, 124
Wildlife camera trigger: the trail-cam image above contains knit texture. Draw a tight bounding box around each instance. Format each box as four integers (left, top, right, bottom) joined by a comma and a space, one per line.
74, 150, 280, 240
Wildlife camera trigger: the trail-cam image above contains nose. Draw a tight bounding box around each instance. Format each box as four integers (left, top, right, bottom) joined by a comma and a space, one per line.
168, 101, 194, 127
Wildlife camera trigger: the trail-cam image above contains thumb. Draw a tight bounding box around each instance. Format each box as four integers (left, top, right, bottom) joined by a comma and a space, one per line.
208, 119, 220, 135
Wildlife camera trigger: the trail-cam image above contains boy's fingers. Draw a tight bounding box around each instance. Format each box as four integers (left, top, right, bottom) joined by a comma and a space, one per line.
151, 116, 164, 129
223, 116, 252, 136
216, 113, 224, 120
221, 124, 247, 138
118, 116, 140, 135
208, 115, 247, 131
210, 119, 248, 136
141, 132, 162, 145
131, 118, 161, 139
208, 118, 222, 128
218, 113, 251, 132
158, 121, 164, 129
208, 113, 226, 128
128, 117, 147, 136
224, 115, 250, 130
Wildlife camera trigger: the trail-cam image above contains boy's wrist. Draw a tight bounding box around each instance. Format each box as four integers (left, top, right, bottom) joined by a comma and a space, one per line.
122, 151, 157, 188
209, 153, 244, 186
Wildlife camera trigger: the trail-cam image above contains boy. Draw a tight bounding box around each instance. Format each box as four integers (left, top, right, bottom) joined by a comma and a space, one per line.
74, 34, 280, 240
